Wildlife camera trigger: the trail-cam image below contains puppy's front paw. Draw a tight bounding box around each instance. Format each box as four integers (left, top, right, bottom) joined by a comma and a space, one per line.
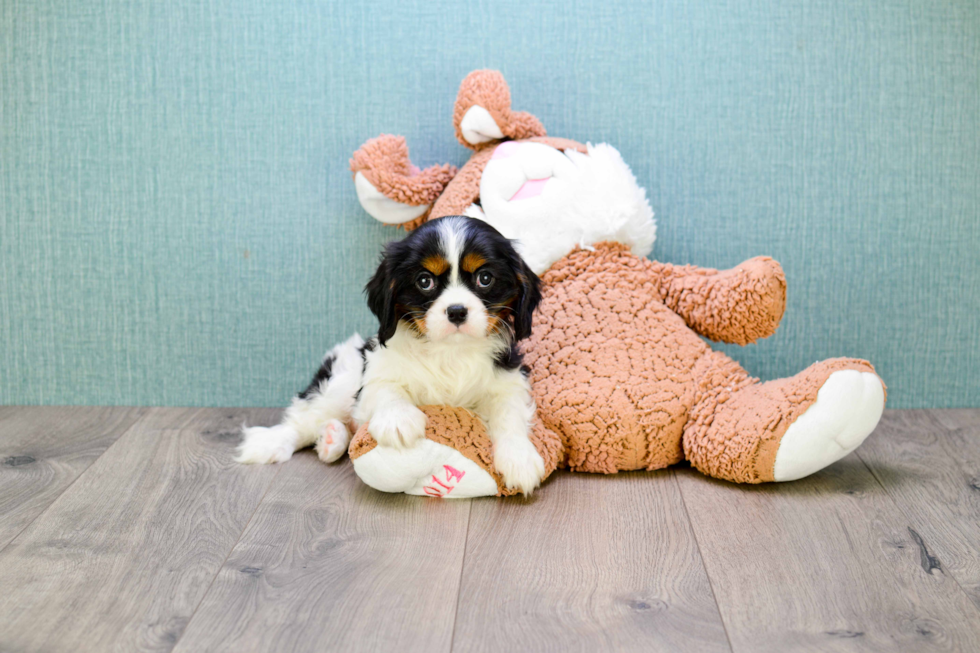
493, 437, 546, 496
368, 404, 427, 449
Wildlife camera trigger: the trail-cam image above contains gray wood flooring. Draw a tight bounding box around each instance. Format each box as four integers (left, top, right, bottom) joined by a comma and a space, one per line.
1, 407, 979, 652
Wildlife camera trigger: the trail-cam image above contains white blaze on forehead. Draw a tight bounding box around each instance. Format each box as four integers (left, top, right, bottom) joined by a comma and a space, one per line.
438, 217, 466, 283
427, 218, 489, 340
437, 216, 468, 284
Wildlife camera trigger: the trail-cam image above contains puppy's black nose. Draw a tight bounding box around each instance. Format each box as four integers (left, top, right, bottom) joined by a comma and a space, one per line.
446, 305, 468, 325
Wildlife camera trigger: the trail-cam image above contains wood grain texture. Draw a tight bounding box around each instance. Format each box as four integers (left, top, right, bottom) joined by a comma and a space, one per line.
172, 451, 471, 653
2, 406, 979, 653
0, 406, 146, 551
858, 410, 980, 610
452, 470, 731, 653
0, 407, 281, 653
676, 446, 980, 653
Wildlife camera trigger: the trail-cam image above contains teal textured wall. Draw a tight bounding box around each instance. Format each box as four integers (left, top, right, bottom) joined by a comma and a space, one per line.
1, 0, 978, 408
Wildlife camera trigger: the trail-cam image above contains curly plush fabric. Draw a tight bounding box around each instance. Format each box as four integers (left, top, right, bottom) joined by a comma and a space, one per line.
349, 134, 457, 229
520, 243, 879, 482
683, 354, 883, 482
429, 146, 495, 220
453, 69, 546, 149
649, 256, 786, 345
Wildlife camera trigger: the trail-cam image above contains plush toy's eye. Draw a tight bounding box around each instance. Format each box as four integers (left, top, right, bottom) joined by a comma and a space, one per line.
416, 272, 435, 292
476, 269, 494, 289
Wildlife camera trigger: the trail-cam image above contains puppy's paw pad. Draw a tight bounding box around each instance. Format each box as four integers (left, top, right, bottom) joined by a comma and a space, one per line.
368, 405, 428, 449
494, 438, 546, 496
316, 419, 351, 463
235, 425, 295, 464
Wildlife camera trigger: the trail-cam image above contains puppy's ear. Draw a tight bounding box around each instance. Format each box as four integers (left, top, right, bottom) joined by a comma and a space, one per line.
512, 258, 542, 341
365, 252, 399, 346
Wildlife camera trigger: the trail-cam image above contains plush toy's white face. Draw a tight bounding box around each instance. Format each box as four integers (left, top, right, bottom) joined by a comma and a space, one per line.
465, 141, 657, 275
479, 141, 580, 214
352, 137, 656, 275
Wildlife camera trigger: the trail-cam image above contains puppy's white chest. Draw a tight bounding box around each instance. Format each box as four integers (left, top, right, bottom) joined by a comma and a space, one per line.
402, 345, 498, 408
362, 329, 505, 413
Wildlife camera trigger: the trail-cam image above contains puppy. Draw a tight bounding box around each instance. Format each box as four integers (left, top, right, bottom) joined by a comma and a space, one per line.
237, 216, 547, 494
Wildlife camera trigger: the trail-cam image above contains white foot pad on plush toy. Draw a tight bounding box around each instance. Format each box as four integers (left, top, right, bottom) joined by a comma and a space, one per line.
353, 439, 498, 498
354, 172, 430, 225
773, 370, 885, 481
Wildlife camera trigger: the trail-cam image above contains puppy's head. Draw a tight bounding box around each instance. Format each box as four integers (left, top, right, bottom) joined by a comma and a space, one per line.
366, 216, 541, 346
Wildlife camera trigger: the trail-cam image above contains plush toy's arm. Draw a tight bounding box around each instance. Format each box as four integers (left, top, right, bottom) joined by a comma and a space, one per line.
646, 257, 787, 345
429, 146, 496, 219
350, 135, 457, 227
453, 70, 546, 148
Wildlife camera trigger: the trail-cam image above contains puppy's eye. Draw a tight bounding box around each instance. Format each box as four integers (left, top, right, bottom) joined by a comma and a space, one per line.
476, 269, 494, 289
416, 272, 435, 292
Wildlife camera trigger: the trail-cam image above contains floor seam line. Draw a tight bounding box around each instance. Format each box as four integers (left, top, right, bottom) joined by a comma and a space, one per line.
673, 470, 737, 653
0, 408, 148, 557
448, 500, 473, 653
168, 459, 284, 652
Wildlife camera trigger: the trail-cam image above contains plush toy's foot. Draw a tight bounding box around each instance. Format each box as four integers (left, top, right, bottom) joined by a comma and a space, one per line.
772, 370, 885, 481
315, 419, 350, 464
683, 356, 885, 483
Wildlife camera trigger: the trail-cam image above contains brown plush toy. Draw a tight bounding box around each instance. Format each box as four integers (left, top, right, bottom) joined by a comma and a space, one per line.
345, 70, 886, 498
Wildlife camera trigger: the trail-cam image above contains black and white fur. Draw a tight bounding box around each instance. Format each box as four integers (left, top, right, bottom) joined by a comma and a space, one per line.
237, 216, 546, 494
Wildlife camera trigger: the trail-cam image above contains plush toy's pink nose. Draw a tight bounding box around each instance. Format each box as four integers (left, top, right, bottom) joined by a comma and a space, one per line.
492, 141, 522, 159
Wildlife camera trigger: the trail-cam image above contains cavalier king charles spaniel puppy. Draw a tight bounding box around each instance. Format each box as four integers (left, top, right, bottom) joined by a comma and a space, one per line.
237, 216, 546, 494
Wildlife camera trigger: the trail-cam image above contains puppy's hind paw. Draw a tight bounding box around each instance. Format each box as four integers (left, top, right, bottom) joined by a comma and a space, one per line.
493, 437, 546, 496
316, 419, 351, 463
235, 424, 297, 464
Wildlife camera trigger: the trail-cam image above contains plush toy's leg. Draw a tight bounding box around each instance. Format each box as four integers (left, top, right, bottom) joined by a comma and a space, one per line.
683, 353, 885, 483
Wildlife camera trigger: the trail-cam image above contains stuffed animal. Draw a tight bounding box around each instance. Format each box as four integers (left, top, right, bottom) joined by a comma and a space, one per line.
343, 70, 886, 497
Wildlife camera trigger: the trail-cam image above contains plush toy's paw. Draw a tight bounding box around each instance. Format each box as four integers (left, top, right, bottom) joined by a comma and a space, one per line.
315, 419, 350, 463
368, 404, 428, 449
349, 135, 456, 226
453, 70, 546, 148
459, 105, 504, 145
773, 370, 885, 481
493, 436, 546, 496
235, 424, 297, 464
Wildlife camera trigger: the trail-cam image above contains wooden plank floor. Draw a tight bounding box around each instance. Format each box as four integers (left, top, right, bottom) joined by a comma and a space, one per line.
1, 408, 979, 652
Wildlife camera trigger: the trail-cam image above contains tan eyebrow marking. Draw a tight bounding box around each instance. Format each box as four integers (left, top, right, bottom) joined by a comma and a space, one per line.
421, 255, 449, 275
462, 253, 486, 274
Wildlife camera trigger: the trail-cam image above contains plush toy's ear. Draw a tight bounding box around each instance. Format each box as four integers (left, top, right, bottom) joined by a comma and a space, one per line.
351, 135, 457, 229
364, 249, 399, 345
453, 70, 546, 149
512, 257, 542, 341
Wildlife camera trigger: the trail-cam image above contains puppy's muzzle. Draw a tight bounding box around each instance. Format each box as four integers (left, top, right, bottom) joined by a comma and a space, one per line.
446, 304, 468, 325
